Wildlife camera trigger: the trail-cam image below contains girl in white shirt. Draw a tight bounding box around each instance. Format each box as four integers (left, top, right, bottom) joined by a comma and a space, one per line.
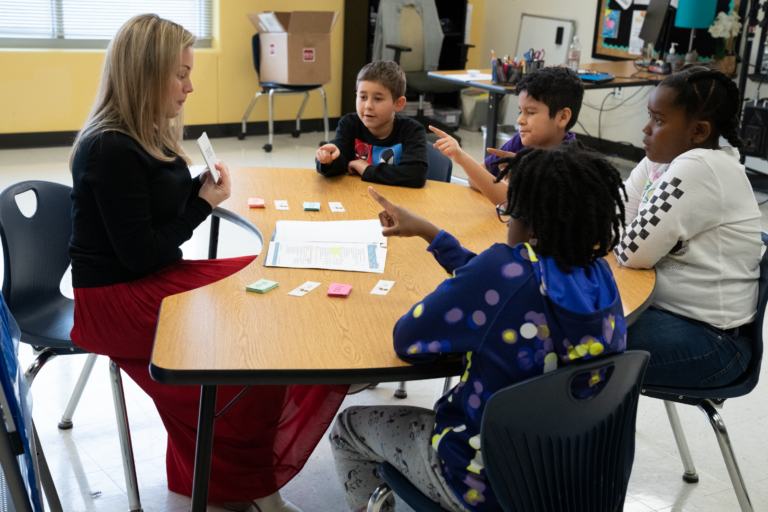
616, 65, 762, 388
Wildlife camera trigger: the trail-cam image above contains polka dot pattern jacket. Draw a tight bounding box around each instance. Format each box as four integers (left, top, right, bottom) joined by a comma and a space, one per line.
393, 230, 627, 511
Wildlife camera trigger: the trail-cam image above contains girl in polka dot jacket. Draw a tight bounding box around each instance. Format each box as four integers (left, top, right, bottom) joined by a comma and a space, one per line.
329, 142, 630, 512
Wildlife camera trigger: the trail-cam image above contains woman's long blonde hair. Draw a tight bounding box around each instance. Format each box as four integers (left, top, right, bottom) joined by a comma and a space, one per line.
70, 14, 195, 168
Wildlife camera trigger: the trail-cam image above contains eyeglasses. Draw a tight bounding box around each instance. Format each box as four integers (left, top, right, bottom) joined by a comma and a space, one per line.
496, 202, 523, 223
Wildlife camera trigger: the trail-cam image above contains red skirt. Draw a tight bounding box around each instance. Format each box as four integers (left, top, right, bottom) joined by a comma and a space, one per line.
71, 256, 347, 502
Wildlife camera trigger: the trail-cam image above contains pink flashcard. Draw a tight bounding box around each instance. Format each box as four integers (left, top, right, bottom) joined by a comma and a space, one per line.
248, 198, 265, 208
327, 283, 352, 297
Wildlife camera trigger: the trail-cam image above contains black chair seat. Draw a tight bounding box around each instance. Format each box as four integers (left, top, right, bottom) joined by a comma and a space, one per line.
13, 296, 84, 353
259, 82, 322, 92
404, 71, 466, 95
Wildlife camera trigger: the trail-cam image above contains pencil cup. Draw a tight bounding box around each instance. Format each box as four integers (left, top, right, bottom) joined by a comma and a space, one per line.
492, 67, 522, 86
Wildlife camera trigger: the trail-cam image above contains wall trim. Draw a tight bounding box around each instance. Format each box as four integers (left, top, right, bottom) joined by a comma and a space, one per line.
0, 118, 340, 150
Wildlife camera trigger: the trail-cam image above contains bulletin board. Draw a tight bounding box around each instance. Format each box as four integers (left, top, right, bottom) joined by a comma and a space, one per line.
592, 0, 739, 61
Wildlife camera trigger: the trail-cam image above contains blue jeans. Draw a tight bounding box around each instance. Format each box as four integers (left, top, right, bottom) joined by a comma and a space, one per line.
627, 307, 752, 388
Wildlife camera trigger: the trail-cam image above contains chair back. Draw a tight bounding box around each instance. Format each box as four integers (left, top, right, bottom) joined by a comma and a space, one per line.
0, 181, 72, 312
481, 351, 650, 512
398, 6, 425, 72
426, 145, 453, 183
251, 33, 261, 76
726, 231, 768, 394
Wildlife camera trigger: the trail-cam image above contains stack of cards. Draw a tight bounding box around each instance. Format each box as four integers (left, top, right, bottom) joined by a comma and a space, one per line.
303, 202, 320, 211
288, 281, 321, 296
275, 200, 289, 210
248, 198, 265, 208
329, 202, 345, 212
246, 279, 279, 294
327, 283, 352, 297
371, 280, 395, 295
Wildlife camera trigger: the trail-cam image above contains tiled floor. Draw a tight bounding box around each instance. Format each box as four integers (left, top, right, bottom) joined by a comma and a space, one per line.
1, 128, 768, 511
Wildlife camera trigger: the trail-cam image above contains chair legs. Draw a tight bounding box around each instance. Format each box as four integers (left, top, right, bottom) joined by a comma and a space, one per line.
663, 401, 699, 483
240, 87, 331, 150
24, 348, 57, 385
293, 92, 310, 137
32, 421, 63, 512
395, 381, 407, 398
58, 353, 98, 429
319, 87, 329, 144
267, 89, 276, 152
368, 483, 394, 512
239, 92, 264, 140
699, 400, 753, 512
109, 360, 143, 512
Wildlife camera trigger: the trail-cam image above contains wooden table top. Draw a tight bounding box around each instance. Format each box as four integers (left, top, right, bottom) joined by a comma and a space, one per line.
150, 168, 655, 385
429, 61, 661, 94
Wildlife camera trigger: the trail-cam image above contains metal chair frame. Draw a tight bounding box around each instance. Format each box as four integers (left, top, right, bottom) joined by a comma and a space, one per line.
0, 181, 142, 511
638, 232, 768, 512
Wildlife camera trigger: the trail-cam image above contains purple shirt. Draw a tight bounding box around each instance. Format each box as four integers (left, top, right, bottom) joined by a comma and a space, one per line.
484, 131, 577, 177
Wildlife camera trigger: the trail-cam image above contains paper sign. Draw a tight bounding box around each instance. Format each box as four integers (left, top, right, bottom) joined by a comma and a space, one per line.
197, 132, 220, 183
328, 283, 352, 297
303, 202, 320, 211
288, 281, 321, 297
629, 10, 647, 56
370, 280, 395, 295
329, 202, 345, 212
275, 200, 289, 210
248, 198, 265, 208
246, 279, 279, 294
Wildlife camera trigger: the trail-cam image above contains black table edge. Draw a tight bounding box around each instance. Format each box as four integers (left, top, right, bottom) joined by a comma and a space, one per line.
149, 359, 464, 386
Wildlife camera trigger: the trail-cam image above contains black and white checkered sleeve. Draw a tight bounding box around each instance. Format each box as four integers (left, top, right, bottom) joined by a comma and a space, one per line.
614, 177, 686, 267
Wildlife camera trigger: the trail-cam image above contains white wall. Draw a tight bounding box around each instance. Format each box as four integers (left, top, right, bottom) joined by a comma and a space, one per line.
481, 0, 655, 148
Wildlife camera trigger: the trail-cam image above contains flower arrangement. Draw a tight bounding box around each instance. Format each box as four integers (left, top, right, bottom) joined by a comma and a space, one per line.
708, 9, 742, 61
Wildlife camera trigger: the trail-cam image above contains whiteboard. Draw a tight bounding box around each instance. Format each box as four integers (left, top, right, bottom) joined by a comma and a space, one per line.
515, 14, 576, 66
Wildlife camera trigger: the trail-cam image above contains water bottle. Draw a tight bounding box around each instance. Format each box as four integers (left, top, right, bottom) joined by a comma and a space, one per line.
568, 36, 581, 71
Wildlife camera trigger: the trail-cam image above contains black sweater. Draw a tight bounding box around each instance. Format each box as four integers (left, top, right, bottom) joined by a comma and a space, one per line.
316, 113, 428, 188
69, 131, 212, 288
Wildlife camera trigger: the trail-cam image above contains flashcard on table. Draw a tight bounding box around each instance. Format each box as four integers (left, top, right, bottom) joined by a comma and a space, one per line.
248, 198, 265, 208
288, 281, 321, 297
328, 202, 345, 213
370, 280, 395, 295
303, 202, 321, 211
246, 279, 279, 294
327, 283, 352, 297
275, 200, 289, 210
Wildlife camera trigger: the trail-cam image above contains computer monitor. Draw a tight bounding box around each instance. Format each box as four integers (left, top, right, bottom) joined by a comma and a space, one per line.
639, 0, 673, 52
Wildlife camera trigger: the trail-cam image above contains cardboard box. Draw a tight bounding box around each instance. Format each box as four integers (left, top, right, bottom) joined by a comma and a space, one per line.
247, 11, 339, 86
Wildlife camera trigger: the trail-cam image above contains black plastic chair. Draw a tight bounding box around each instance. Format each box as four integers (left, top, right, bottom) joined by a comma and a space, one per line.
238, 33, 330, 152
372, 351, 650, 512
425, 144, 453, 183
639, 232, 768, 512
0, 181, 142, 512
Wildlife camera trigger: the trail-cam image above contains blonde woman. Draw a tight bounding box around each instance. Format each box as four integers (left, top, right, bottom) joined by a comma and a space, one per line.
68, 15, 346, 511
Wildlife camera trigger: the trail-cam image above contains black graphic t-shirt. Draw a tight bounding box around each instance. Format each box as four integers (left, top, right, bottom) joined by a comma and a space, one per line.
316, 113, 428, 188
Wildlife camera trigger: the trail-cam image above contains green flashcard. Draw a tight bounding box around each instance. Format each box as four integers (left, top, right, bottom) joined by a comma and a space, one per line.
246, 279, 279, 294
303, 202, 321, 211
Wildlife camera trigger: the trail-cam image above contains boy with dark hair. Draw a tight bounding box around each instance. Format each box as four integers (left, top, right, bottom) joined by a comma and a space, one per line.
315, 60, 428, 188
432, 66, 585, 204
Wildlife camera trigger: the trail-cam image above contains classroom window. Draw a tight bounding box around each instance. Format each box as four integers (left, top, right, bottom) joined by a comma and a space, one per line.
0, 0, 213, 49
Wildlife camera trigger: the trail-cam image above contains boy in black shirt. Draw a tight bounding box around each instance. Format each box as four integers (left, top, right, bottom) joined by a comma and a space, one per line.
316, 61, 428, 188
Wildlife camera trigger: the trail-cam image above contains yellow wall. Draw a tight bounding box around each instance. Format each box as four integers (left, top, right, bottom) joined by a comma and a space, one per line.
0, 0, 485, 135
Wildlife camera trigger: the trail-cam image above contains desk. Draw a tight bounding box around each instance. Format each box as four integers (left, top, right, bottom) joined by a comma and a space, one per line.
149, 168, 656, 510
428, 61, 661, 156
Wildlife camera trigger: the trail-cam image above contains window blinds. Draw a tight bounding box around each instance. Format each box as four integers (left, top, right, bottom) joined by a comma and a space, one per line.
0, 0, 212, 49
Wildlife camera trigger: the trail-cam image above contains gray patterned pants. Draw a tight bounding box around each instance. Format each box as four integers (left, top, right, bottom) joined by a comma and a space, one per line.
329, 405, 468, 512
